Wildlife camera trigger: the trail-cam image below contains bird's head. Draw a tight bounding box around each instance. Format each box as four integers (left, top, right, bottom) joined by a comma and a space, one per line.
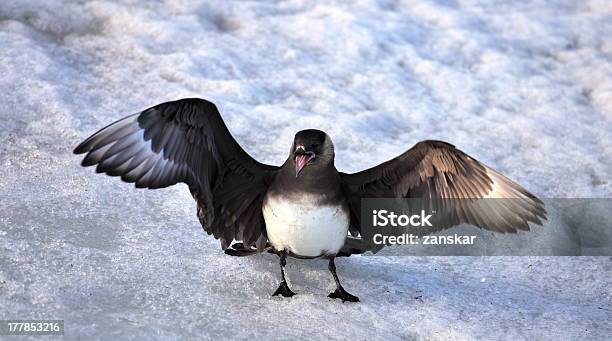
291, 129, 334, 177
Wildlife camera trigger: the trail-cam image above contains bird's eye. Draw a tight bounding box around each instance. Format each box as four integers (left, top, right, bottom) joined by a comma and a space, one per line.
310, 143, 317, 149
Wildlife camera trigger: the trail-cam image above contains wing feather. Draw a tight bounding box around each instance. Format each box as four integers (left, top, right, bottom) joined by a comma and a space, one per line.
340, 140, 546, 254
74, 98, 278, 250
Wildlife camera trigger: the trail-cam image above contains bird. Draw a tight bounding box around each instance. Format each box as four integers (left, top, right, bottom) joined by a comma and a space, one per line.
73, 98, 547, 302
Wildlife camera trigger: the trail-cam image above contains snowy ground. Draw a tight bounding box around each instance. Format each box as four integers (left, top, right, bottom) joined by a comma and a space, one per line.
1, 0, 611, 340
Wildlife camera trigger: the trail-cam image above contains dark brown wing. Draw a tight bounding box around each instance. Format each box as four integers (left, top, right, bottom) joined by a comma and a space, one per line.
339, 140, 546, 253
74, 98, 278, 251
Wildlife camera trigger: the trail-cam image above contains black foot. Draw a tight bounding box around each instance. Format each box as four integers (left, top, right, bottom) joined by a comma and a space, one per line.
272, 281, 296, 298
328, 288, 360, 302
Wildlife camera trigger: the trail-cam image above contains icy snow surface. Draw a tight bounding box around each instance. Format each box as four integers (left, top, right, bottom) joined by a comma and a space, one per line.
0, 0, 611, 340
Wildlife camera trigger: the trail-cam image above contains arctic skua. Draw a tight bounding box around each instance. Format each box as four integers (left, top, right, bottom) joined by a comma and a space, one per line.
74, 98, 546, 302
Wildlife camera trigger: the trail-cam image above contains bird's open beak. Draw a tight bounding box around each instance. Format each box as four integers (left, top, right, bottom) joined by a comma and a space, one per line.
295, 151, 315, 177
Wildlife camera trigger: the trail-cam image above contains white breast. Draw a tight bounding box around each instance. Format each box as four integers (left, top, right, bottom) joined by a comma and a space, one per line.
263, 195, 349, 258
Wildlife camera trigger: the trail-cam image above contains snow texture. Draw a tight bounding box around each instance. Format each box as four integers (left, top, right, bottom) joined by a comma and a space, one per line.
0, 0, 611, 340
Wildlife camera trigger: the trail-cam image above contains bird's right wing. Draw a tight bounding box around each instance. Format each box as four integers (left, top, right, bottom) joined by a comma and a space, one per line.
74, 98, 278, 251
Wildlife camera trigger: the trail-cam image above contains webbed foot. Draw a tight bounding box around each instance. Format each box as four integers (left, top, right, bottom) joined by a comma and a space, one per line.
272, 280, 296, 298
328, 287, 359, 302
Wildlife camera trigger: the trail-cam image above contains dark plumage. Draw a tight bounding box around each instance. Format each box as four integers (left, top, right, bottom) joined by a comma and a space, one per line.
74, 98, 546, 302
74, 99, 277, 251
340, 140, 547, 243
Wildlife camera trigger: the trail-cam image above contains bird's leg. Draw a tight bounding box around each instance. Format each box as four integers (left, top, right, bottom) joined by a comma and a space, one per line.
327, 257, 359, 302
272, 251, 296, 298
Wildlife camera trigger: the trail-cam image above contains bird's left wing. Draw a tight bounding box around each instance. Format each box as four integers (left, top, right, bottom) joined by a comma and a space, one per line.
74, 98, 278, 251
339, 140, 546, 254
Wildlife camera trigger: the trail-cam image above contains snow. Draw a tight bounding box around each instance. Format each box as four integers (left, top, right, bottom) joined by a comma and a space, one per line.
0, 0, 611, 340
